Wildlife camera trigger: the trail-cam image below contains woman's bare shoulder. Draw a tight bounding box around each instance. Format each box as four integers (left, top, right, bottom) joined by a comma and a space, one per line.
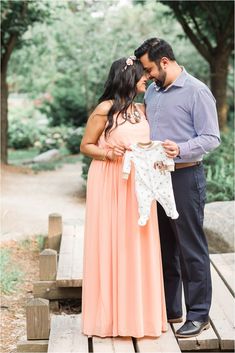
89, 100, 113, 123
95, 100, 113, 114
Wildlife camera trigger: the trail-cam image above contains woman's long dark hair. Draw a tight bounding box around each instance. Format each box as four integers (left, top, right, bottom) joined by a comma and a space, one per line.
98, 57, 144, 138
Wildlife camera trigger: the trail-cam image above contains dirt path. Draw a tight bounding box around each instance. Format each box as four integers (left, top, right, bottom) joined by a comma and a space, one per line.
1, 162, 86, 241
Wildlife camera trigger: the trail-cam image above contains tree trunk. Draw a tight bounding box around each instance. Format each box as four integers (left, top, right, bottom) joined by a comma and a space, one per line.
1, 33, 17, 164
210, 54, 229, 131
1, 70, 8, 164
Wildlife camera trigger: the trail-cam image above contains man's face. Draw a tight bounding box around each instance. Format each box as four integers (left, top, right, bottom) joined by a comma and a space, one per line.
140, 53, 166, 87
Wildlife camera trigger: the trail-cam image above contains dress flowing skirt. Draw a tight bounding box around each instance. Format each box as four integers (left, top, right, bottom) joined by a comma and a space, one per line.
82, 157, 168, 338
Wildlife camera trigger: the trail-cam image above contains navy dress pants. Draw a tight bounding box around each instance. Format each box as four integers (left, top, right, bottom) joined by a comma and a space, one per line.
157, 163, 212, 322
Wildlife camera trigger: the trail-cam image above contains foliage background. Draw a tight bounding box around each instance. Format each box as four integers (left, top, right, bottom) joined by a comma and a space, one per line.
5, 0, 234, 202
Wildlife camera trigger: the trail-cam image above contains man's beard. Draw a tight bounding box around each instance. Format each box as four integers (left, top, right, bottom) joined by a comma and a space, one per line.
155, 70, 166, 88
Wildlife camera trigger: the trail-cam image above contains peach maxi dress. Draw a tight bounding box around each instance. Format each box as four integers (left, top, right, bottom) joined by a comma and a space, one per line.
82, 111, 168, 338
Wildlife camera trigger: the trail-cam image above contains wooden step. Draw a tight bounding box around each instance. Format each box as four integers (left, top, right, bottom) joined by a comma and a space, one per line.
92, 336, 135, 352
136, 325, 181, 352
48, 314, 88, 352
48, 314, 181, 353
172, 256, 235, 352
209, 264, 235, 350
56, 222, 84, 287
210, 252, 234, 295
172, 286, 219, 352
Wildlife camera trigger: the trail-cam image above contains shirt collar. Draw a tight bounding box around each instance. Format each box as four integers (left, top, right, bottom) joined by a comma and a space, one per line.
154, 66, 188, 92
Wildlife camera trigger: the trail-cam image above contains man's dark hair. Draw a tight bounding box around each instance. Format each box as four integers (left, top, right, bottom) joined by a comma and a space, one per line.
134, 38, 176, 63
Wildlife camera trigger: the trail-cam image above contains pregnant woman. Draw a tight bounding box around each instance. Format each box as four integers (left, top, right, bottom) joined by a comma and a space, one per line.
80, 56, 167, 338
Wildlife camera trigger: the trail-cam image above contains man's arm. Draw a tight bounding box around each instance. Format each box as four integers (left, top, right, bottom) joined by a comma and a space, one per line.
163, 88, 221, 160
178, 88, 220, 159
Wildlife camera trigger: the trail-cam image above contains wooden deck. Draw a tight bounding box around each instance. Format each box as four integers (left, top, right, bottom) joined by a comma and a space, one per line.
46, 220, 235, 352
47, 314, 181, 353
56, 221, 83, 287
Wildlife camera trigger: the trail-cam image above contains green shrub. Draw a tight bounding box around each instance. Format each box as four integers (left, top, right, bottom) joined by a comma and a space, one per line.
33, 125, 71, 153
65, 127, 85, 154
204, 129, 234, 202
8, 119, 36, 149
8, 107, 72, 153
81, 155, 92, 181
39, 81, 88, 127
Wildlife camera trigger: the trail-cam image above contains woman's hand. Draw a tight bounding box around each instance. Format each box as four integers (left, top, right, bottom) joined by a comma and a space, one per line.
107, 144, 126, 161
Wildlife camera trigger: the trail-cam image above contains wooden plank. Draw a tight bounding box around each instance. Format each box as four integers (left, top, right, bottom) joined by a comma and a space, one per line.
112, 337, 135, 352
172, 288, 219, 351
17, 339, 48, 352
33, 280, 82, 300
56, 223, 83, 287
48, 314, 88, 353
173, 320, 218, 352
92, 337, 114, 352
93, 336, 135, 352
210, 253, 235, 295
209, 265, 235, 351
136, 325, 181, 352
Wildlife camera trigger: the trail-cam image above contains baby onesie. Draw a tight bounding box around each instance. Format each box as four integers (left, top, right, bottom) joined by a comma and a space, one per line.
122, 141, 179, 226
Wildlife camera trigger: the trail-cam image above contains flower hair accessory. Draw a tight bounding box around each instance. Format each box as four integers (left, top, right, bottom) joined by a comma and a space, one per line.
122, 55, 136, 71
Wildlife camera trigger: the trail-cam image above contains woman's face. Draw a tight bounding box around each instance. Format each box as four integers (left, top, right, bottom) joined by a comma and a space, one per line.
136, 74, 148, 93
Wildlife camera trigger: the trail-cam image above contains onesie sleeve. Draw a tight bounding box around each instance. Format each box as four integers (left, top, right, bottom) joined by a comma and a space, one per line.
122, 151, 133, 179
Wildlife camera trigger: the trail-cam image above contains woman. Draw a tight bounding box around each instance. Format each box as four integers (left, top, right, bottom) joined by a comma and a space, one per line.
80, 56, 167, 338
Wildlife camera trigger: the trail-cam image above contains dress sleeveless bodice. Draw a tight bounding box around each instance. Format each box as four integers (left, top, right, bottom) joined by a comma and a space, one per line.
98, 111, 150, 150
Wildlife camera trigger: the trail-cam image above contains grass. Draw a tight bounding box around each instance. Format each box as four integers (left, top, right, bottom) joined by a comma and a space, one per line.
0, 248, 24, 294
35, 235, 46, 252
8, 147, 82, 172
19, 235, 46, 252
0, 236, 45, 295
8, 147, 38, 164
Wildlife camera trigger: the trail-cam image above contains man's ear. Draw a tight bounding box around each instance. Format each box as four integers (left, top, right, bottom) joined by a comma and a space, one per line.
160, 57, 169, 69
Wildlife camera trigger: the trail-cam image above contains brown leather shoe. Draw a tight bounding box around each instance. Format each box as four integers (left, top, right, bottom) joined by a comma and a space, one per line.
168, 316, 183, 323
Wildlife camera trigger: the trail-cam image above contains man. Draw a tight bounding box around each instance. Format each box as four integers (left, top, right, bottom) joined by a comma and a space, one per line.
134, 38, 220, 338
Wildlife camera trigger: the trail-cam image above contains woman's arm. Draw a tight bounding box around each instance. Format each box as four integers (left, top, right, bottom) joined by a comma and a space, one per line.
80, 101, 125, 161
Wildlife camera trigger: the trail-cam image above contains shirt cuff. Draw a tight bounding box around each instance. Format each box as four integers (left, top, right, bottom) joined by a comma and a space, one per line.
177, 142, 190, 159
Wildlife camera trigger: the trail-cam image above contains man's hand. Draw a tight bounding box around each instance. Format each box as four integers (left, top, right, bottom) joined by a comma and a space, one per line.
162, 139, 180, 159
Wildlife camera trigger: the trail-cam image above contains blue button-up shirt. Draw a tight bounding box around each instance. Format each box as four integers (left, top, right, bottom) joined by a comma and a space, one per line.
144, 67, 221, 163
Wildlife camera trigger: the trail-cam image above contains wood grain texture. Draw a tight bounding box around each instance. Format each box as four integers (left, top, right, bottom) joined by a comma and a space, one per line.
48, 314, 88, 353
56, 223, 83, 287
48, 213, 62, 251
33, 280, 82, 300
26, 298, 50, 340
39, 249, 57, 281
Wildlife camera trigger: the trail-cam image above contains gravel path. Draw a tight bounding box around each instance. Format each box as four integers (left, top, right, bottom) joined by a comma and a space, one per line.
1, 162, 86, 241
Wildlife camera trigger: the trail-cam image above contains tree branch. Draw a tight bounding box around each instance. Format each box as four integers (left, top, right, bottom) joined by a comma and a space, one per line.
1, 1, 28, 73
221, 9, 234, 46
188, 6, 213, 54
198, 1, 220, 39
170, 3, 212, 62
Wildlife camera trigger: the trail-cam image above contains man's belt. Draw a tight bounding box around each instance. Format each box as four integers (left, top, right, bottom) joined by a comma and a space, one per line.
175, 161, 201, 170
